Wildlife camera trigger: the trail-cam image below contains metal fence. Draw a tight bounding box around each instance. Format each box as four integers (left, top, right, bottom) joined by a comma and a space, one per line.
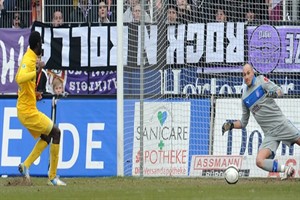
0, 0, 300, 28
0, 0, 118, 28
43, 0, 117, 25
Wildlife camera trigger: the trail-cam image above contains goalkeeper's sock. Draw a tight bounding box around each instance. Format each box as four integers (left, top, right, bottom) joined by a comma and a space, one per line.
262, 159, 285, 172
24, 139, 48, 168
49, 143, 59, 180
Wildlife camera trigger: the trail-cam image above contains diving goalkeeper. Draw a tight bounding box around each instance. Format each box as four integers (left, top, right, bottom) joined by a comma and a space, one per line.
222, 63, 300, 180
15, 31, 66, 186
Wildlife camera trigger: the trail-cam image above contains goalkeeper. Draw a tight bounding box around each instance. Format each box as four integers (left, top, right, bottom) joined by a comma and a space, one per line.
15, 31, 66, 186
222, 63, 300, 180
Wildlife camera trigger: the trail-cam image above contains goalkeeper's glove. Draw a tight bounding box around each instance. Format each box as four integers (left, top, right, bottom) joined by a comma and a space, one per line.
266, 90, 277, 98
222, 122, 234, 135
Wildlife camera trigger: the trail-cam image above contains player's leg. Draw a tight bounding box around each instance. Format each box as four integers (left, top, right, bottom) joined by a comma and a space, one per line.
257, 135, 294, 180
256, 147, 284, 172
47, 125, 66, 186
256, 138, 286, 172
48, 125, 60, 180
256, 147, 293, 180
19, 135, 51, 178
274, 121, 300, 179
294, 137, 300, 145
18, 111, 53, 178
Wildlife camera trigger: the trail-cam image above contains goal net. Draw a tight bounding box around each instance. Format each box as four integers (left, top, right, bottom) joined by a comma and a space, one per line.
122, 0, 300, 179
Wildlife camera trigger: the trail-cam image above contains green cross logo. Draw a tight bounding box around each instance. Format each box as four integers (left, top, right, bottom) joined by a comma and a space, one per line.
158, 140, 164, 150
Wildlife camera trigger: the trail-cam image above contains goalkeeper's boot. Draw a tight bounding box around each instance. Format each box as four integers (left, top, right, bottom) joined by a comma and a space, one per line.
281, 166, 295, 180
48, 176, 67, 186
18, 163, 30, 179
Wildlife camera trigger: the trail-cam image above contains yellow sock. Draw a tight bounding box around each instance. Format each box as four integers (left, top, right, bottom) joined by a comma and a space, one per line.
24, 139, 48, 168
49, 143, 60, 180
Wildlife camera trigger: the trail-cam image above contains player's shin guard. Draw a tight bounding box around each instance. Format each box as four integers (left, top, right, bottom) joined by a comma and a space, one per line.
24, 139, 48, 168
49, 143, 59, 180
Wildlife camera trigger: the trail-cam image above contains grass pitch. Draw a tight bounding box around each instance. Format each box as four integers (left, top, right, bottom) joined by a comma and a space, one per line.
1, 176, 300, 200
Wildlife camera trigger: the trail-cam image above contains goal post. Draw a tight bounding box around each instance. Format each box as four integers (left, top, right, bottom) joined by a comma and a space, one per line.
119, 0, 300, 178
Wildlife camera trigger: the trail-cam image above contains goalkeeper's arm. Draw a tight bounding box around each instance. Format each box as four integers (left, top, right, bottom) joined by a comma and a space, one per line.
266, 88, 283, 98
222, 120, 242, 135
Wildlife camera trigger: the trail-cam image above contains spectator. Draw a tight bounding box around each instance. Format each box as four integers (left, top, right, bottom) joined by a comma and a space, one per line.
98, 0, 109, 23
0, 0, 9, 28
46, 70, 67, 95
215, 7, 227, 22
16, 0, 30, 27
268, 0, 282, 21
52, 10, 64, 27
245, 8, 256, 23
123, 0, 151, 23
12, 9, 22, 28
70, 0, 97, 24
176, 0, 192, 23
46, 10, 67, 95
166, 4, 177, 24
52, 77, 64, 95
223, 0, 243, 22
248, 0, 268, 21
198, 0, 216, 23
132, 3, 142, 22
3, 0, 16, 11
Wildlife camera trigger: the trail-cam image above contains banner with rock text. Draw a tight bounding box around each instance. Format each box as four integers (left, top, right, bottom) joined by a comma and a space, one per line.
2, 22, 300, 94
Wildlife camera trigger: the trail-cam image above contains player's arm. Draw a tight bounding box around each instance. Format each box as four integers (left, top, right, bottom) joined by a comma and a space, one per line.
261, 76, 283, 97
222, 99, 250, 135
15, 62, 36, 84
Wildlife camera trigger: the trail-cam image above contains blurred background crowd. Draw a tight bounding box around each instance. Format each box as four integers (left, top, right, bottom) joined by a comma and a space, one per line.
0, 0, 299, 28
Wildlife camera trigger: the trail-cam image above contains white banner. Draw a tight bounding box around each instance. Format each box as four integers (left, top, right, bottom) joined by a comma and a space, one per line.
132, 102, 190, 177
32, 22, 245, 70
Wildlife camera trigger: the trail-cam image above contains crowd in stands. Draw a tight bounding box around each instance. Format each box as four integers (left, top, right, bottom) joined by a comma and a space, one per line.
0, 0, 291, 28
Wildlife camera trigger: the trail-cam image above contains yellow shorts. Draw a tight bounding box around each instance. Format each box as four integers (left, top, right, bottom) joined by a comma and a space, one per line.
17, 110, 53, 139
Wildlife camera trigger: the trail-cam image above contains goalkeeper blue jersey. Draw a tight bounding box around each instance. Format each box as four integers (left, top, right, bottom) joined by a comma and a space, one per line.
240, 75, 285, 135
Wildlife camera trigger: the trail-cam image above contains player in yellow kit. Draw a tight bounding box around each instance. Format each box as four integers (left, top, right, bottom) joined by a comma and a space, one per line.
15, 31, 66, 186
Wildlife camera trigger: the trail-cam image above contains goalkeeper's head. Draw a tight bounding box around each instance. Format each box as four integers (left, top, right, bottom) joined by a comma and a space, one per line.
243, 63, 255, 87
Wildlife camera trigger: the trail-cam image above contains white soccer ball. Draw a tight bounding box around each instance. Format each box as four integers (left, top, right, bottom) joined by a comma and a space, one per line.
224, 165, 239, 184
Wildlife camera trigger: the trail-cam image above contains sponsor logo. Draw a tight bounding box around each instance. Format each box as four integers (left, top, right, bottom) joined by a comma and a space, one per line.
249, 25, 281, 73
192, 155, 243, 170
202, 169, 250, 177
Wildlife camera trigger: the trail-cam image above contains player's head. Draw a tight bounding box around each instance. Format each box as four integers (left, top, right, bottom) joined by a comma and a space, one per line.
243, 63, 255, 87
29, 31, 42, 56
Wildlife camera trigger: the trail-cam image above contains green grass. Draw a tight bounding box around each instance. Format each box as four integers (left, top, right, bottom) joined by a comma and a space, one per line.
1, 177, 300, 200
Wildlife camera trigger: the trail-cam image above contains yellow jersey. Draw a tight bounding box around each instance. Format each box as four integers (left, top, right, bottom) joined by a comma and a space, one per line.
15, 48, 38, 113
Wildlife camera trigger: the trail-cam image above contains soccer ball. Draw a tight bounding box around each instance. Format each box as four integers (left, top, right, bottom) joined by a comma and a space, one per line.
224, 165, 239, 184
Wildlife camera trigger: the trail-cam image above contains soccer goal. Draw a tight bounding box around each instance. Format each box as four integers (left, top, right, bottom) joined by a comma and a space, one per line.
118, 0, 300, 179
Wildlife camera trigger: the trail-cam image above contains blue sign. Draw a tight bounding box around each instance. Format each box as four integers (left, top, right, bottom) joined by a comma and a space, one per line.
0, 99, 52, 176
55, 99, 117, 176
0, 98, 117, 177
